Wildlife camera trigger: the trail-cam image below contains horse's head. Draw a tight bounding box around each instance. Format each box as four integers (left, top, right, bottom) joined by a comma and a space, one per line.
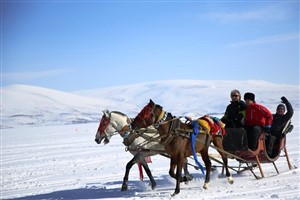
95, 110, 116, 144
131, 99, 163, 129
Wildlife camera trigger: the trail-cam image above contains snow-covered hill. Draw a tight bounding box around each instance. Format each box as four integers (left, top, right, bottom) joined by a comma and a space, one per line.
75, 79, 299, 117
1, 84, 135, 128
1, 80, 299, 128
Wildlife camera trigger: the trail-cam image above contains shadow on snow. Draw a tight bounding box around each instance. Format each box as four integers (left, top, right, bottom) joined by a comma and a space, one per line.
8, 175, 178, 200
8, 171, 241, 200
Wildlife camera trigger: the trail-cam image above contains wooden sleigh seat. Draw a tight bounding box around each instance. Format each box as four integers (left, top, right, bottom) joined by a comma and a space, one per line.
223, 120, 293, 179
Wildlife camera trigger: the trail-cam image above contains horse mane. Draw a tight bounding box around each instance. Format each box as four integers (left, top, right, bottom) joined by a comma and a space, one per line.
111, 111, 127, 117
155, 104, 163, 112
135, 103, 153, 120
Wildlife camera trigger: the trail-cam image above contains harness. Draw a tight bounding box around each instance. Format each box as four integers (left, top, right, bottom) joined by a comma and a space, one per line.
197, 116, 225, 137
154, 110, 168, 128
190, 121, 205, 174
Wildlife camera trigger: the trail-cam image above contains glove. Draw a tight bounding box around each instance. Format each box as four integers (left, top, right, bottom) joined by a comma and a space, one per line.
238, 113, 244, 120
263, 125, 271, 134
220, 117, 228, 124
241, 117, 245, 126
281, 96, 288, 104
185, 116, 192, 121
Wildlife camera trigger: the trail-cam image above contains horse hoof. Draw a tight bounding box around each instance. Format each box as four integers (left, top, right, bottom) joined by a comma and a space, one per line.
121, 184, 128, 191
228, 176, 234, 184
180, 174, 193, 183
180, 177, 186, 183
151, 182, 157, 190
185, 174, 193, 181
203, 183, 209, 190
182, 175, 193, 184
171, 190, 179, 196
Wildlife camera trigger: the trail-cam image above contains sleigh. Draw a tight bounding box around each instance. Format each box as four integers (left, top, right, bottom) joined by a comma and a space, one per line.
127, 118, 294, 180
221, 120, 293, 179
97, 103, 294, 195
125, 119, 294, 181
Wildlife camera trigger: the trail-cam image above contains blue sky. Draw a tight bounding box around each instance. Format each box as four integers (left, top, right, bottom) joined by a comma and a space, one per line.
1, 1, 299, 91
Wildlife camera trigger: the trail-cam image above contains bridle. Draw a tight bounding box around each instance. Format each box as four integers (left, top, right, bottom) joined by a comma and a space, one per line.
98, 111, 130, 138
98, 112, 111, 135
134, 102, 169, 129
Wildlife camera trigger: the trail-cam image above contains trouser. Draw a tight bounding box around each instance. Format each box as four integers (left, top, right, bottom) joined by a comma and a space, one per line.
266, 135, 276, 156
223, 128, 248, 151
245, 126, 261, 150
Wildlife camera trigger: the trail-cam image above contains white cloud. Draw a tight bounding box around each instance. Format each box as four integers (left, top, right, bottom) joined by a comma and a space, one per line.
225, 32, 299, 48
2, 68, 73, 82
202, 5, 290, 22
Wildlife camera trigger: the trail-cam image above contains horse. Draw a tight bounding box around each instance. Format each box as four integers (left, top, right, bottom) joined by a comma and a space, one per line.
95, 110, 193, 192
130, 99, 213, 195
191, 115, 234, 184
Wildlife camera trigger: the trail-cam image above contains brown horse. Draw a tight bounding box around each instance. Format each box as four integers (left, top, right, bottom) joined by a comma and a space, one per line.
130, 99, 212, 195
194, 115, 234, 184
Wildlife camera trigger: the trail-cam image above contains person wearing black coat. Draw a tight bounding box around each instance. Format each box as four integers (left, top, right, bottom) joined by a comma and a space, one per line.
266, 96, 294, 155
221, 89, 247, 128
271, 96, 294, 138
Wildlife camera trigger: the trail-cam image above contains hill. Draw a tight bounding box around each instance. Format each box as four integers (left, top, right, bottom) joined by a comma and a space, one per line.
1, 80, 299, 128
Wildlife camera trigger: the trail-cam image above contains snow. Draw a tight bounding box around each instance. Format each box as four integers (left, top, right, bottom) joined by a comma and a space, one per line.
1, 80, 300, 199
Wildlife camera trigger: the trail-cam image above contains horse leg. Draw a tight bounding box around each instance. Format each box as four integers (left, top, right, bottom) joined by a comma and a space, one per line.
173, 154, 184, 195
200, 148, 211, 190
213, 136, 234, 184
139, 155, 157, 190
121, 155, 138, 191
169, 157, 177, 180
183, 158, 193, 182
169, 158, 190, 183
218, 150, 233, 184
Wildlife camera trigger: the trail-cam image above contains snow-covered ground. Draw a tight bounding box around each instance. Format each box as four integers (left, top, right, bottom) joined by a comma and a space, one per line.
1, 80, 299, 199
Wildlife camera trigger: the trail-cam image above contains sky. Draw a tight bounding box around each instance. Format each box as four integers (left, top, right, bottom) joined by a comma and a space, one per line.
1, 0, 299, 91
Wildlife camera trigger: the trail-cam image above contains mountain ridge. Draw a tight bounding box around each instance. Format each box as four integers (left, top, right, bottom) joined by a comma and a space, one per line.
1, 80, 299, 128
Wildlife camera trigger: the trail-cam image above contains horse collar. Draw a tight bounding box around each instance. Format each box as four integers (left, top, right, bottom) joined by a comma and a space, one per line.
119, 124, 131, 134
155, 110, 168, 128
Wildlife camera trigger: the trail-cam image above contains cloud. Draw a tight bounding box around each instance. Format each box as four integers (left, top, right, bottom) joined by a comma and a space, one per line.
225, 32, 299, 48
2, 68, 73, 82
202, 5, 290, 22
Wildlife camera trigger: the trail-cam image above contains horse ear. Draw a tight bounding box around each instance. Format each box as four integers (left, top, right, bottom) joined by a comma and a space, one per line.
102, 110, 109, 117
150, 99, 154, 105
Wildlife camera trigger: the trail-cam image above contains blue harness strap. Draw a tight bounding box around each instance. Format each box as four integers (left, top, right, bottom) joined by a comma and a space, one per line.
190, 120, 205, 174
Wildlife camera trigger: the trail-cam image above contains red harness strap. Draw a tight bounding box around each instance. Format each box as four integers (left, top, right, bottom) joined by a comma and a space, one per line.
137, 156, 152, 181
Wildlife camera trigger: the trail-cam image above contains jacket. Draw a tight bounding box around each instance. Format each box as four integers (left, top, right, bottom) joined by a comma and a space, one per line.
244, 102, 273, 127
270, 98, 293, 136
221, 101, 246, 128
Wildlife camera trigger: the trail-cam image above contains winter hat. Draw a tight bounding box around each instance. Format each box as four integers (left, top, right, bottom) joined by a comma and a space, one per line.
277, 104, 285, 111
244, 92, 255, 101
